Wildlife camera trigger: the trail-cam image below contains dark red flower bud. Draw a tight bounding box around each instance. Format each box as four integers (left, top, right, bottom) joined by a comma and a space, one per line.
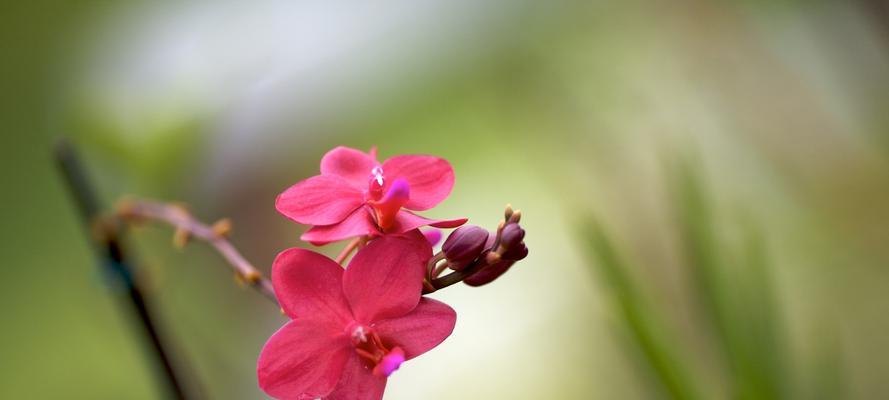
442, 225, 490, 271
462, 222, 528, 286
501, 243, 528, 261
499, 223, 525, 249
463, 257, 516, 287
498, 223, 527, 261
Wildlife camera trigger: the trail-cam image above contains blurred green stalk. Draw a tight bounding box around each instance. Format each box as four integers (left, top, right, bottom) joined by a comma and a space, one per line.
582, 220, 699, 400
673, 160, 785, 400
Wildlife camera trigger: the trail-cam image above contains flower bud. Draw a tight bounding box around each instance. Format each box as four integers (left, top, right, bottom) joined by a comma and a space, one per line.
499, 223, 525, 249
442, 225, 490, 271
504, 203, 514, 221
463, 258, 516, 287
463, 222, 528, 286
501, 243, 528, 261
497, 223, 527, 261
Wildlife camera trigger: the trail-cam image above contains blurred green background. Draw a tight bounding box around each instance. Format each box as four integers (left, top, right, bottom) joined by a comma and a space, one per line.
3, 0, 889, 398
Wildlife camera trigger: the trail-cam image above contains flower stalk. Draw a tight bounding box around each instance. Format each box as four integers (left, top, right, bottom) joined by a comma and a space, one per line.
335, 237, 365, 265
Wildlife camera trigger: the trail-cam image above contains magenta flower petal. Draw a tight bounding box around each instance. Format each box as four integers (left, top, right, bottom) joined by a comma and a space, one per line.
382, 155, 454, 211
257, 319, 352, 399
272, 248, 352, 323
373, 298, 457, 360
326, 354, 387, 400
391, 210, 467, 234
321, 146, 380, 187
276, 175, 365, 225
343, 235, 429, 322
421, 228, 442, 247
261, 241, 457, 399
301, 207, 378, 245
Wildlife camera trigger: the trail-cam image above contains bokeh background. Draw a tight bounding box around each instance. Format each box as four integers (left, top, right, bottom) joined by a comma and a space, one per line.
3, 0, 889, 399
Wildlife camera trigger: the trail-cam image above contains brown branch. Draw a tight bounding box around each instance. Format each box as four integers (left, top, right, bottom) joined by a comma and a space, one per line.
117, 198, 278, 306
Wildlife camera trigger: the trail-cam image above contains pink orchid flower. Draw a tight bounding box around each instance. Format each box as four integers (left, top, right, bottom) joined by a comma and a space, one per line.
276, 146, 467, 245
257, 233, 457, 400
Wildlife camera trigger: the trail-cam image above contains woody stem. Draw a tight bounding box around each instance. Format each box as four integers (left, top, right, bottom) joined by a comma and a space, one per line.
426, 252, 445, 281
117, 199, 279, 306
431, 260, 450, 279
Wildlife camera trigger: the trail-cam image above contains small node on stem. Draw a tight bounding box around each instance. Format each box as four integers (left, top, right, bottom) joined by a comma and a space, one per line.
90, 215, 117, 243
233, 272, 247, 288
243, 270, 262, 284
172, 228, 191, 249
212, 218, 233, 237
115, 197, 137, 219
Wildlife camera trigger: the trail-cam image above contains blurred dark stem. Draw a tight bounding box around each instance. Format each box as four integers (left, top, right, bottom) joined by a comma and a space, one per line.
54, 138, 190, 400
859, 0, 889, 44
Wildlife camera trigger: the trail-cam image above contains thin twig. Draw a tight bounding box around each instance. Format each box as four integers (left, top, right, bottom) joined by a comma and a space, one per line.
431, 259, 450, 280
425, 252, 445, 281
117, 199, 279, 306
425, 259, 482, 294
335, 237, 364, 265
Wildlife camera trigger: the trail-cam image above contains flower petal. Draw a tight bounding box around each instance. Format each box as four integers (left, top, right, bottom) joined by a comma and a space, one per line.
421, 228, 442, 247
300, 207, 379, 245
389, 210, 467, 234
257, 319, 352, 400
276, 175, 365, 226
325, 354, 387, 400
373, 298, 457, 360
343, 234, 431, 322
382, 155, 454, 210
321, 146, 380, 187
272, 248, 352, 323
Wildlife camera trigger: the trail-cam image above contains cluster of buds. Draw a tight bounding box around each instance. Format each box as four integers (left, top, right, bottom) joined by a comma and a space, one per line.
428, 205, 528, 290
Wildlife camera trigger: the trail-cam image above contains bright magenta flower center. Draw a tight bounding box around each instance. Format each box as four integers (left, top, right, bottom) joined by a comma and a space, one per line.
366, 167, 410, 231
348, 323, 405, 377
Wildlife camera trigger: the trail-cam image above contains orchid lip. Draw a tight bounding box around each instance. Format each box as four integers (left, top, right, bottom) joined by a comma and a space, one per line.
368, 178, 410, 231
